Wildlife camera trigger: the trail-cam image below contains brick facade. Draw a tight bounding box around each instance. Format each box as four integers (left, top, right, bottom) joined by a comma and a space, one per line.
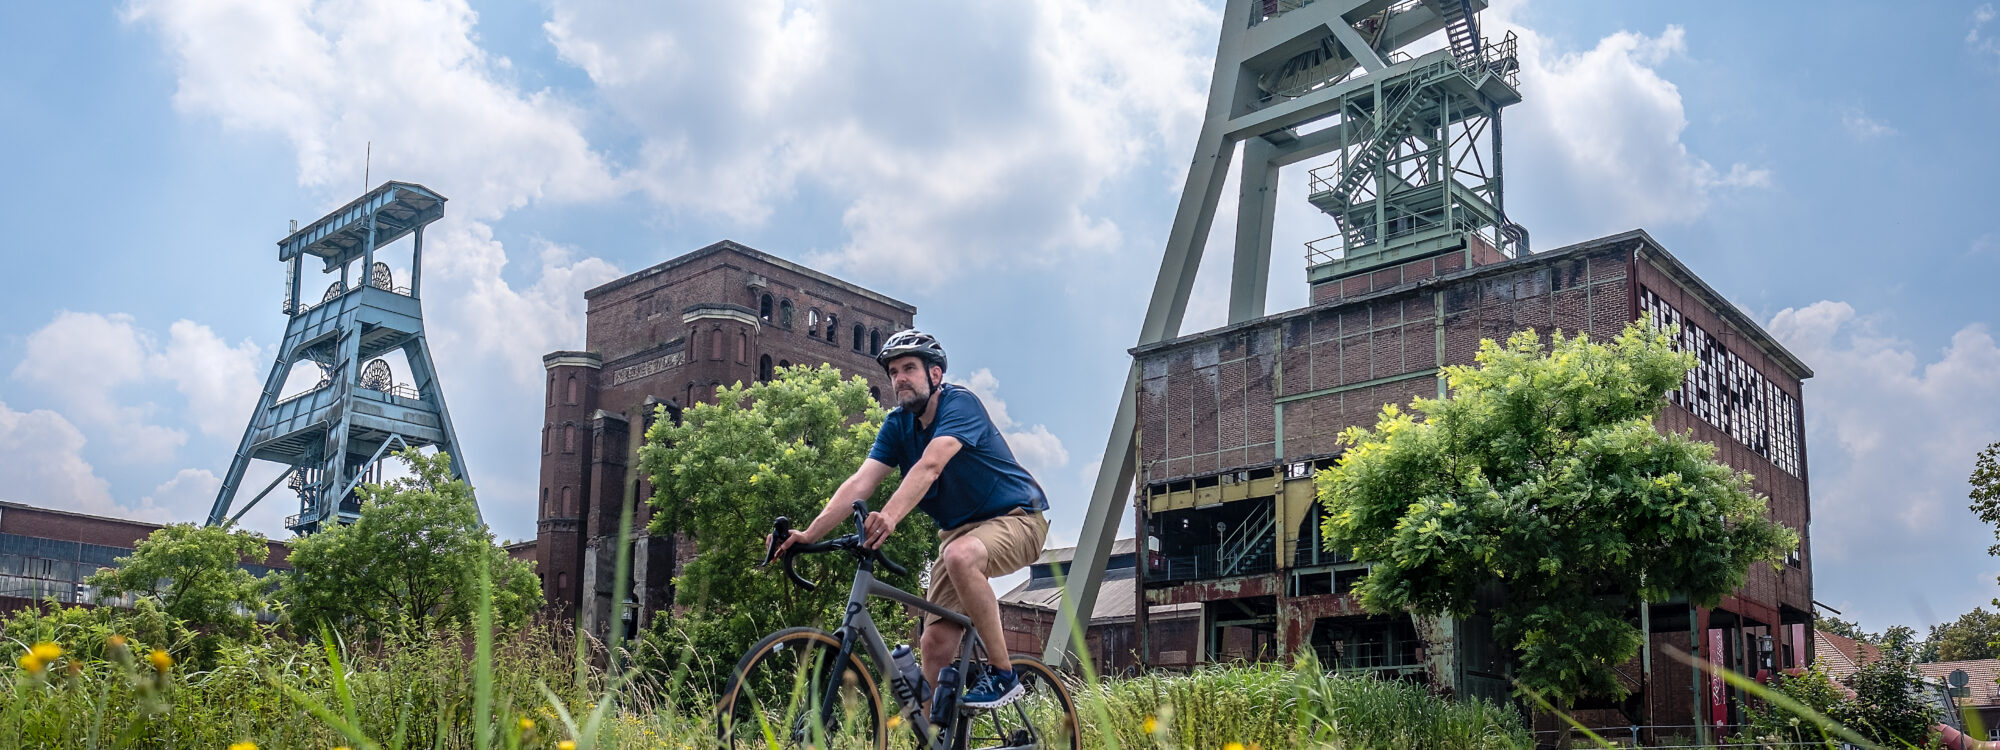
530, 240, 916, 638
0, 501, 290, 614
1130, 230, 1814, 734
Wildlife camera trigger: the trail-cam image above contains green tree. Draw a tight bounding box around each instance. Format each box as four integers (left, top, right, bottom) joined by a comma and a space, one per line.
85, 523, 270, 637
1816, 614, 1867, 641
1878, 624, 1920, 662
283, 449, 539, 637
1971, 441, 2000, 557
1924, 607, 2000, 662
1738, 662, 1849, 747
639, 364, 937, 688
1832, 657, 1942, 746
1315, 323, 1797, 710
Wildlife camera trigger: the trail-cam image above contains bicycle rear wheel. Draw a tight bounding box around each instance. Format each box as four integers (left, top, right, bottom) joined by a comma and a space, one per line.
716, 627, 885, 749
957, 655, 1079, 750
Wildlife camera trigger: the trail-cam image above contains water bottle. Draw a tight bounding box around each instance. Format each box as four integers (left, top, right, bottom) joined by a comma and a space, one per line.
928, 664, 961, 726
889, 644, 926, 708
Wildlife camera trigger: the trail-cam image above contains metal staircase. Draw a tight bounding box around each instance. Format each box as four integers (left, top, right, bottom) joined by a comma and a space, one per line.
1437, 0, 1482, 71
1217, 502, 1277, 577
1318, 83, 1435, 229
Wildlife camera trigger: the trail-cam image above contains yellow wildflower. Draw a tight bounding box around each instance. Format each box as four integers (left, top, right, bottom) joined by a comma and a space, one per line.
887, 715, 903, 729
230, 743, 258, 750
1143, 716, 1157, 734
17, 654, 42, 674
1225, 743, 1246, 750
149, 650, 174, 672
517, 717, 535, 732
30, 643, 60, 662
107, 635, 127, 650
557, 742, 577, 750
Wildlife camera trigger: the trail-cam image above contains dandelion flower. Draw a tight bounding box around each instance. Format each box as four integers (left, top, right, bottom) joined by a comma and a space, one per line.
149, 650, 174, 672
1143, 716, 1158, 734
107, 635, 127, 650
518, 718, 535, 732
230, 743, 258, 750
558, 742, 577, 750
30, 643, 60, 662
1225, 743, 1246, 750
17, 654, 42, 674
887, 715, 903, 729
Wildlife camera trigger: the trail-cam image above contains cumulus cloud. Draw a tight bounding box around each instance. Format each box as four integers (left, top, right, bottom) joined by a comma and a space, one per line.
139, 468, 223, 519
1842, 108, 1896, 140
544, 0, 1217, 284
949, 367, 1070, 478
1766, 301, 2000, 625
0, 401, 170, 521
430, 230, 625, 383
12, 312, 264, 459
1971, 4, 1999, 59
1480, 6, 1771, 239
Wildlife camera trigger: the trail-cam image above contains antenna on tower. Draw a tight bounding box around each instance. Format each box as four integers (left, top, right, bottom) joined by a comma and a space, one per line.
363, 141, 372, 192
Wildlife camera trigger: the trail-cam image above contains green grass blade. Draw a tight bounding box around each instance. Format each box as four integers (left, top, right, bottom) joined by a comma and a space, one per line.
320, 625, 360, 730
277, 681, 384, 750
474, 560, 495, 750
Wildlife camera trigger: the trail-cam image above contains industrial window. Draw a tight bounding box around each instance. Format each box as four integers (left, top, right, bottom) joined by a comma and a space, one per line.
826, 314, 839, 343
760, 294, 773, 321
759, 354, 773, 382
1640, 287, 1802, 477
778, 359, 791, 371
566, 375, 579, 405
564, 424, 577, 453
780, 299, 794, 329
869, 328, 881, 354
852, 324, 865, 351
809, 308, 821, 337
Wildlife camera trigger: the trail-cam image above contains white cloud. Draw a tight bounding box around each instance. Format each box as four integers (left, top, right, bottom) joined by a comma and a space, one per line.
13, 312, 187, 462
139, 468, 222, 519
544, 0, 1217, 284
1841, 108, 1896, 140
1766, 301, 2000, 626
1971, 4, 1998, 58
149, 320, 265, 438
949, 368, 1070, 477
0, 401, 169, 522
429, 229, 625, 383
1480, 7, 1771, 238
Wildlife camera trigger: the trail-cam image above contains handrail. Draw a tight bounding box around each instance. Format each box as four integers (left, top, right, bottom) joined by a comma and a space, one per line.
1217, 502, 1276, 577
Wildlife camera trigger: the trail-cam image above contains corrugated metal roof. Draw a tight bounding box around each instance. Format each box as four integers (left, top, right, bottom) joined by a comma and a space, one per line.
999, 568, 1198, 623
1035, 538, 1137, 565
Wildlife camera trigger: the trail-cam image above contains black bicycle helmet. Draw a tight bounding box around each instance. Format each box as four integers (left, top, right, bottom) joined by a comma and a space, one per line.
876, 329, 947, 375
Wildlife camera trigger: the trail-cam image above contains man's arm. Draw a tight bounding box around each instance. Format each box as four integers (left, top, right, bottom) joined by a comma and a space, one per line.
863, 436, 961, 548
776, 458, 897, 555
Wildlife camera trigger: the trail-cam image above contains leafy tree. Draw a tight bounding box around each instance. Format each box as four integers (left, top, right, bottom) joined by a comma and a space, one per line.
1878, 624, 1920, 662
1315, 323, 1797, 710
1971, 441, 2000, 557
283, 449, 539, 637
639, 364, 937, 689
1924, 607, 2000, 662
1738, 662, 1849, 747
85, 523, 271, 637
1816, 614, 1867, 642
1832, 657, 1941, 746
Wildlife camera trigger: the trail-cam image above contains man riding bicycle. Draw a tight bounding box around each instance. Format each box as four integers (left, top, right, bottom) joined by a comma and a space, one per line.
772, 329, 1050, 710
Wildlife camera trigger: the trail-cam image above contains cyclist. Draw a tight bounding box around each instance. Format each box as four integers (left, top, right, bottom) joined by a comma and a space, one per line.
772, 329, 1049, 709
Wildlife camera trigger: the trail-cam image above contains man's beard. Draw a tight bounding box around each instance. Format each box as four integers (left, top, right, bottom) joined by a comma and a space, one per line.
897, 381, 930, 412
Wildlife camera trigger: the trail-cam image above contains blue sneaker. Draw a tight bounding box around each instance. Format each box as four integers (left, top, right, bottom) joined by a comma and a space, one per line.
963, 666, 1023, 709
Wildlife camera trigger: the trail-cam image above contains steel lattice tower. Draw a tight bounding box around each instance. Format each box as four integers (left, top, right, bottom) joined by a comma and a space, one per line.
1048, 0, 1522, 664
208, 181, 471, 535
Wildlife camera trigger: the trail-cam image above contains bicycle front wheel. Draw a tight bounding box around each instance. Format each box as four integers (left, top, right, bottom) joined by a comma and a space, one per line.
716, 627, 885, 750
958, 655, 1079, 750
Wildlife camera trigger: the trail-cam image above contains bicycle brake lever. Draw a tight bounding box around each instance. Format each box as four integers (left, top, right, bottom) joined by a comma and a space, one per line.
762, 516, 792, 568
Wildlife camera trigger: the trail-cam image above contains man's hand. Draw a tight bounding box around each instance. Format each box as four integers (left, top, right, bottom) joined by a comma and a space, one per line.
863, 510, 899, 549
768, 526, 820, 561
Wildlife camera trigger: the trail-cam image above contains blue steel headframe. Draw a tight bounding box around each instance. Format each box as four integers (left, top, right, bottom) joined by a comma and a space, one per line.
209, 181, 472, 535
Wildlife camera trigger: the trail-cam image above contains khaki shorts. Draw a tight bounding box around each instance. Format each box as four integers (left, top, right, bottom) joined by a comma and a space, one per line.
925, 508, 1048, 628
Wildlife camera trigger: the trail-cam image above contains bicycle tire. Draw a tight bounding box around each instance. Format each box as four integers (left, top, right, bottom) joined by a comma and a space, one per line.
716, 626, 885, 750
955, 655, 1079, 750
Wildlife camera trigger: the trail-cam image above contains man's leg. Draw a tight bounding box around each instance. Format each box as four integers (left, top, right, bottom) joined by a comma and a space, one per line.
940, 536, 1009, 667
920, 618, 961, 690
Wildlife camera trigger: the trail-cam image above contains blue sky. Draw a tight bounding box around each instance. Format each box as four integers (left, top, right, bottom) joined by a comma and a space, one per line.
2, 0, 1998, 637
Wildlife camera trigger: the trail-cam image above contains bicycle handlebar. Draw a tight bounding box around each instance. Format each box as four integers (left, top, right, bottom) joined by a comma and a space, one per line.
761, 501, 908, 591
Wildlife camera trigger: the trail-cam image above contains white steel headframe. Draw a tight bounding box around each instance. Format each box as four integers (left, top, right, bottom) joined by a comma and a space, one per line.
1044, 0, 1485, 666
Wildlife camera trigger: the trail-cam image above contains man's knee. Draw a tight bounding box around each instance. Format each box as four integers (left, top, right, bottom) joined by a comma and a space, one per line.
942, 537, 988, 577
921, 622, 959, 657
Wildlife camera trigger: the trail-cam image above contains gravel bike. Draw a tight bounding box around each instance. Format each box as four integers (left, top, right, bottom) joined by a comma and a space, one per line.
715, 500, 1079, 749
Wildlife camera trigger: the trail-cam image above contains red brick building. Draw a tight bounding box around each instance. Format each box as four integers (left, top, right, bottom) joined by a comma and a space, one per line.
1129, 230, 1813, 736
0, 501, 289, 614
529, 240, 916, 638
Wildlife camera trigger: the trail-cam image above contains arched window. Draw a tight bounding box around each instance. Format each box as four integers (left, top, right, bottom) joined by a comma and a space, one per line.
546, 374, 555, 406
557, 572, 569, 594
852, 324, 865, 351
869, 328, 881, 354
561, 486, 574, 516
760, 294, 773, 321
564, 424, 577, 453
540, 487, 549, 517
566, 375, 579, 405
542, 426, 551, 454
759, 354, 773, 382
737, 331, 748, 363
808, 308, 821, 336
685, 382, 695, 406
780, 299, 793, 329
710, 326, 723, 360
826, 314, 838, 342
870, 386, 880, 401
779, 360, 791, 371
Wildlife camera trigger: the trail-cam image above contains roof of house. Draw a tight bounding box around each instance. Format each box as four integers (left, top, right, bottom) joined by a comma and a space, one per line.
1917, 659, 2000, 707
1033, 538, 1138, 566
1815, 629, 1884, 683
998, 566, 1199, 624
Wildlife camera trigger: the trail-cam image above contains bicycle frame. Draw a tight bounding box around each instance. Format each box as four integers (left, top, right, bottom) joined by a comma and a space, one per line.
828, 557, 984, 749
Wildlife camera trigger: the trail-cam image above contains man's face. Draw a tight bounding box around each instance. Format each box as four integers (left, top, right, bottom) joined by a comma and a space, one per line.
885, 356, 937, 411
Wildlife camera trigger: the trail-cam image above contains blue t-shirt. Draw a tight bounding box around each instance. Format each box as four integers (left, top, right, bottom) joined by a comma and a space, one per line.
868, 383, 1050, 530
